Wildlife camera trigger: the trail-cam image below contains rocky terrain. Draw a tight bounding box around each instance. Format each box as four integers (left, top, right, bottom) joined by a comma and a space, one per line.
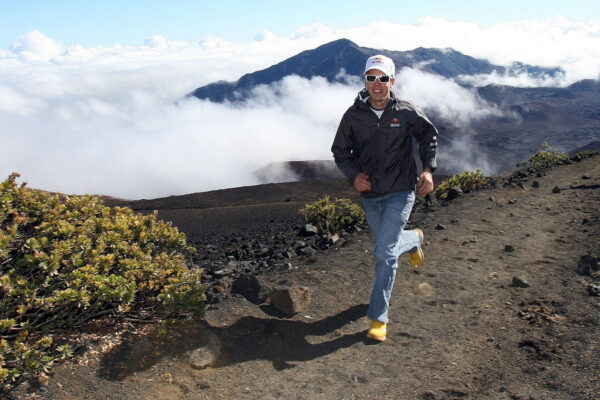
7, 154, 600, 400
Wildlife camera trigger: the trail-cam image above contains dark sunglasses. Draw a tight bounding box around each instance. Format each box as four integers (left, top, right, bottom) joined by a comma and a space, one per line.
365, 74, 391, 83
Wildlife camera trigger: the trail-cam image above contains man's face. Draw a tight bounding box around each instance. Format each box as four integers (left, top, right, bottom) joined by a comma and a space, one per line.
365, 69, 395, 106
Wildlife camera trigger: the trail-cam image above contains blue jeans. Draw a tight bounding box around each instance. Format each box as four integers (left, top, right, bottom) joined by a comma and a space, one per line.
362, 191, 420, 324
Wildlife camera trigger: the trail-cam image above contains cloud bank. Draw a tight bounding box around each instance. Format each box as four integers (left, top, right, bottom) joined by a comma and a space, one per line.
1, 17, 599, 198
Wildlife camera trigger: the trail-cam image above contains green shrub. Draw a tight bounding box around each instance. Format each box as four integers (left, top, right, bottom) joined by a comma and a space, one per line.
0, 173, 204, 386
300, 196, 364, 235
574, 149, 599, 158
434, 170, 489, 200
528, 141, 569, 168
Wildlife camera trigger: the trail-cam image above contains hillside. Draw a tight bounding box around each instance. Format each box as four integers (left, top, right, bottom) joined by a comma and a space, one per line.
9, 155, 599, 400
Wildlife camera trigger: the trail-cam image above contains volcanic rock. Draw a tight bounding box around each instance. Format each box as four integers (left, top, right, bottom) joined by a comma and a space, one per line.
511, 276, 530, 288
298, 246, 317, 257
269, 282, 312, 315
231, 273, 270, 304
299, 224, 318, 237
445, 187, 463, 200
576, 254, 600, 276
189, 330, 222, 370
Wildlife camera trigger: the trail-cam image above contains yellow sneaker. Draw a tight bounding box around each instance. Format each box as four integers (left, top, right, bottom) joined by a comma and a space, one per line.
366, 320, 387, 342
409, 229, 424, 270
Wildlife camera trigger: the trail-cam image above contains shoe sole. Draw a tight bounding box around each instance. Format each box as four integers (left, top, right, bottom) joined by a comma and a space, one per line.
411, 229, 424, 270
366, 332, 387, 342
411, 248, 424, 270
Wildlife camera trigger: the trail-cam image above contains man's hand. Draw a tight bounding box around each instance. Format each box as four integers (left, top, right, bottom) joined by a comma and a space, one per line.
417, 169, 434, 195
353, 173, 371, 193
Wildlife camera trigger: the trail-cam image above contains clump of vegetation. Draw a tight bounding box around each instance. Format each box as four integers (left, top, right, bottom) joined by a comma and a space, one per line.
574, 149, 599, 158
300, 197, 364, 235
434, 170, 489, 200
528, 141, 569, 169
0, 173, 204, 387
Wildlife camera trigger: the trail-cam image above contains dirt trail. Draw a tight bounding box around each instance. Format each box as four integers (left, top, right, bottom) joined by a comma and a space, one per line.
11, 157, 600, 400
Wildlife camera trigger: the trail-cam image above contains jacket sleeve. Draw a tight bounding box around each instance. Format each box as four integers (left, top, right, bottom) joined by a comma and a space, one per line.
412, 107, 438, 172
331, 112, 362, 185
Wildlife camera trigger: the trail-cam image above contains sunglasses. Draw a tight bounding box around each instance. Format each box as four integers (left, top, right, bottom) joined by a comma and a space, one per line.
365, 74, 392, 83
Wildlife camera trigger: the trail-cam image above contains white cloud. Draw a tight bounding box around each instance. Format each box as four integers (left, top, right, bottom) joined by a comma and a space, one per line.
9, 30, 66, 61
0, 72, 357, 199
1, 16, 599, 198
393, 68, 502, 126
457, 70, 566, 88
144, 35, 168, 49
292, 22, 335, 39
336, 16, 600, 84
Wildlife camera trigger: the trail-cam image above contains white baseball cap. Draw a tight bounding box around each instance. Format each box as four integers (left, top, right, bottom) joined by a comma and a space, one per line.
364, 55, 395, 77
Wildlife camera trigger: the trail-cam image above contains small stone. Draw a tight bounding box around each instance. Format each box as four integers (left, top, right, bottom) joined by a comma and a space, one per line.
190, 348, 218, 369
552, 186, 561, 193
587, 284, 600, 296
445, 187, 463, 200
511, 276, 530, 288
508, 199, 517, 204
328, 234, 340, 245
489, 196, 496, 202
414, 282, 435, 297
195, 379, 212, 389
298, 246, 317, 257
283, 249, 297, 259
189, 332, 222, 370
532, 181, 540, 188
292, 240, 307, 250
299, 224, 318, 237
504, 245, 515, 252
576, 254, 599, 276
272, 262, 293, 271
435, 224, 446, 230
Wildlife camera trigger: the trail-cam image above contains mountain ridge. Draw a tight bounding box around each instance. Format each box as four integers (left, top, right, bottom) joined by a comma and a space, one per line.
189, 38, 563, 102
186, 38, 598, 182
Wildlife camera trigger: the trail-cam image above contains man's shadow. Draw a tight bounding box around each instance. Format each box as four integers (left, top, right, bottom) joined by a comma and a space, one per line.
98, 303, 369, 381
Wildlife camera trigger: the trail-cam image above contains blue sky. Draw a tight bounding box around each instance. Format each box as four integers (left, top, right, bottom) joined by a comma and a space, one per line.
1, 0, 599, 48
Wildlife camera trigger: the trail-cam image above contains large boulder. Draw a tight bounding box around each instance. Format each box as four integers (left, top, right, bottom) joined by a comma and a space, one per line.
231, 273, 270, 304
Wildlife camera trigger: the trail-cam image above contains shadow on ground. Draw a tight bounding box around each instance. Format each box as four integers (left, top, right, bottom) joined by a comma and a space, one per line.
98, 303, 369, 380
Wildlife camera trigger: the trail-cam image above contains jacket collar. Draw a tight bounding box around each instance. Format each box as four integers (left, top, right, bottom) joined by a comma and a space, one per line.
354, 88, 399, 110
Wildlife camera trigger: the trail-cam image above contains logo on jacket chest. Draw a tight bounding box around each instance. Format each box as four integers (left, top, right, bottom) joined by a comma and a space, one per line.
390, 118, 401, 128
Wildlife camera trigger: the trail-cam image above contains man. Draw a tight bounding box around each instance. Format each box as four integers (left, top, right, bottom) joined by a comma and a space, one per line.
331, 55, 438, 342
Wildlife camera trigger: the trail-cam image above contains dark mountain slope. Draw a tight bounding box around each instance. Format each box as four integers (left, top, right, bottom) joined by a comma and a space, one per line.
189, 38, 562, 103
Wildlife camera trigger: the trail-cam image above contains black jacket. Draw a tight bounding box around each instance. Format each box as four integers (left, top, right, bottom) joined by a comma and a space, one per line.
331, 89, 438, 198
